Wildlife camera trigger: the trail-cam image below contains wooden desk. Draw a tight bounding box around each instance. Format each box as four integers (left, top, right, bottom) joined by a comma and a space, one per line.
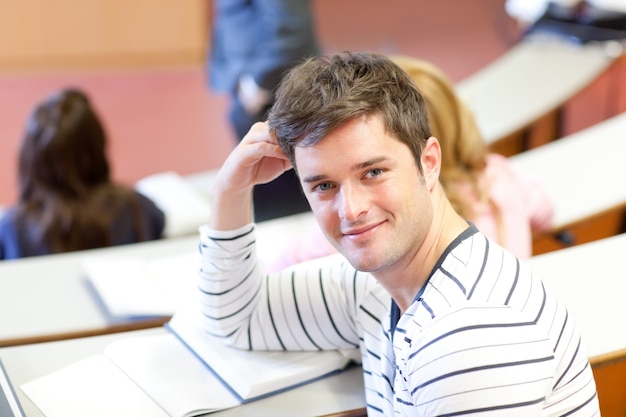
509, 111, 626, 254
457, 35, 617, 155
0, 328, 367, 417
528, 233, 626, 417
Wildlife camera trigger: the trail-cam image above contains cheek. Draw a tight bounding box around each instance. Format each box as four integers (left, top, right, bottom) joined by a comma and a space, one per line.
373, 183, 405, 209
309, 200, 338, 231
387, 177, 428, 215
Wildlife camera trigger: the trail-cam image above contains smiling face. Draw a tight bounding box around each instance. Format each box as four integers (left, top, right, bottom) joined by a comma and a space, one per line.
296, 113, 437, 275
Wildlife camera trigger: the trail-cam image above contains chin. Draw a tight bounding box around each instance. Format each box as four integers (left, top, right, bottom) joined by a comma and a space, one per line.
342, 252, 382, 273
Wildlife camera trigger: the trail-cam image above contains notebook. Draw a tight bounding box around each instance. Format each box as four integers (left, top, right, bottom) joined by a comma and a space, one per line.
20, 307, 356, 417
0, 358, 26, 417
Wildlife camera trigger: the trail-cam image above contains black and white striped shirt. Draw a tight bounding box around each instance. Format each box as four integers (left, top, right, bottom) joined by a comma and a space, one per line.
198, 223, 599, 416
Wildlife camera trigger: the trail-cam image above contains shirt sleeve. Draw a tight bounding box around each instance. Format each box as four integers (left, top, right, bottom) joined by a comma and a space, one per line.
488, 153, 555, 234
507, 159, 555, 233
197, 224, 365, 351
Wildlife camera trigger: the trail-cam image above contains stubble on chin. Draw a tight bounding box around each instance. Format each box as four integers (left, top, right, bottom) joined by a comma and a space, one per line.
341, 246, 385, 273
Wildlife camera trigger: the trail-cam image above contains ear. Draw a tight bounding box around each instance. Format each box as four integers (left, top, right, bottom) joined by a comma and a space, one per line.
420, 136, 441, 191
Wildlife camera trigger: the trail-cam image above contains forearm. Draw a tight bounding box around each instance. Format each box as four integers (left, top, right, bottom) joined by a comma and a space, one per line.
208, 181, 253, 230
207, 121, 291, 230
198, 224, 363, 351
198, 223, 261, 342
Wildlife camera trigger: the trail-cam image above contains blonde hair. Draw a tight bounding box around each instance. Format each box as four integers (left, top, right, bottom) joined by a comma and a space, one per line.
391, 56, 489, 221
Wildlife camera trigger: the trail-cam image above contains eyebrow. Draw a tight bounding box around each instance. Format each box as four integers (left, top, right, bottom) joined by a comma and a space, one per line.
301, 156, 388, 184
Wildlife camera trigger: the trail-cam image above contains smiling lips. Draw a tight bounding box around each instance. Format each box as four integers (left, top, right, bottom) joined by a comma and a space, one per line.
342, 221, 385, 240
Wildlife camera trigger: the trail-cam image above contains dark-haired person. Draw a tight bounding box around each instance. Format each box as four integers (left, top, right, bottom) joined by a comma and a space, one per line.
0, 89, 164, 260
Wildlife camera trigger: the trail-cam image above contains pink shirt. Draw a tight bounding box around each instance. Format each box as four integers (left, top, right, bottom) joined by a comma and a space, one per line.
456, 153, 553, 259
266, 153, 554, 271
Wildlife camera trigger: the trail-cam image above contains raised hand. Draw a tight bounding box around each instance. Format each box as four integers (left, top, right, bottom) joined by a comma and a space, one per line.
210, 122, 293, 229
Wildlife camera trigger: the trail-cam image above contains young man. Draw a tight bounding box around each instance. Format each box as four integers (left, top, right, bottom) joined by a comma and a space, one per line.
198, 52, 599, 416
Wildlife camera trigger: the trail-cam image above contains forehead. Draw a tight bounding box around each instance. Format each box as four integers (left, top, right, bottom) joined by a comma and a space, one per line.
294, 114, 412, 175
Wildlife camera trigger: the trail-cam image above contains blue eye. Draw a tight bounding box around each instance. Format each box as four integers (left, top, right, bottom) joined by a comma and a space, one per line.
315, 182, 332, 192
368, 168, 384, 178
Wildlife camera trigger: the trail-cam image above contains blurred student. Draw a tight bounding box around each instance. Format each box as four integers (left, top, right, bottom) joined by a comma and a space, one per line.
208, 0, 320, 221
266, 56, 553, 271
0, 89, 165, 260
505, 0, 626, 32
209, 0, 319, 140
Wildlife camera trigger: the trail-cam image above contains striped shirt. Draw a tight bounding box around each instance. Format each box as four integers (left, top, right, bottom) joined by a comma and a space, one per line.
198, 223, 599, 416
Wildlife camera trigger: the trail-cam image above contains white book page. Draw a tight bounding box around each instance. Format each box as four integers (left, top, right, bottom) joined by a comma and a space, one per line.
167, 306, 352, 400
135, 171, 211, 238
82, 252, 198, 317
104, 333, 241, 417
21, 355, 169, 417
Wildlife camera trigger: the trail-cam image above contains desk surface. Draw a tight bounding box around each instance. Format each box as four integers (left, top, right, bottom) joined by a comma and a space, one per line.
509, 111, 626, 231
457, 36, 617, 145
0, 328, 366, 417
3, 232, 626, 416
0, 236, 198, 346
528, 232, 626, 365
0, 210, 317, 347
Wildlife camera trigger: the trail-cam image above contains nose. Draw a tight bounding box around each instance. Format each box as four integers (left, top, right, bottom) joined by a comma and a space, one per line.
337, 183, 369, 222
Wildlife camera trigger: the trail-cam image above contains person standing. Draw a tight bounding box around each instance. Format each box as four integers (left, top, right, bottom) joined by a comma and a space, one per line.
208, 0, 320, 221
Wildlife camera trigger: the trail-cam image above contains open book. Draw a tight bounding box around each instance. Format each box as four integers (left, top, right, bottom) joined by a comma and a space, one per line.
21, 307, 356, 417
82, 252, 199, 318
80, 210, 322, 319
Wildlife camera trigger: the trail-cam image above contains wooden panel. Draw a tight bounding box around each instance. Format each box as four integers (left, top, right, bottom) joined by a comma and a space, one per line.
614, 55, 626, 114
488, 109, 561, 157
319, 408, 367, 417
488, 131, 525, 157
524, 108, 561, 150
533, 209, 625, 256
592, 356, 626, 417
0, 317, 169, 348
562, 54, 626, 137
0, 0, 209, 70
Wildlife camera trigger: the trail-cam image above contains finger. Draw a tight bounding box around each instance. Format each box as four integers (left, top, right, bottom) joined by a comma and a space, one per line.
238, 124, 289, 162
241, 121, 272, 144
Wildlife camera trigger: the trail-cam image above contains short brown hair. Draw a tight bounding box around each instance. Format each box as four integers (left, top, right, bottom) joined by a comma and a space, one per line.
268, 52, 431, 172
